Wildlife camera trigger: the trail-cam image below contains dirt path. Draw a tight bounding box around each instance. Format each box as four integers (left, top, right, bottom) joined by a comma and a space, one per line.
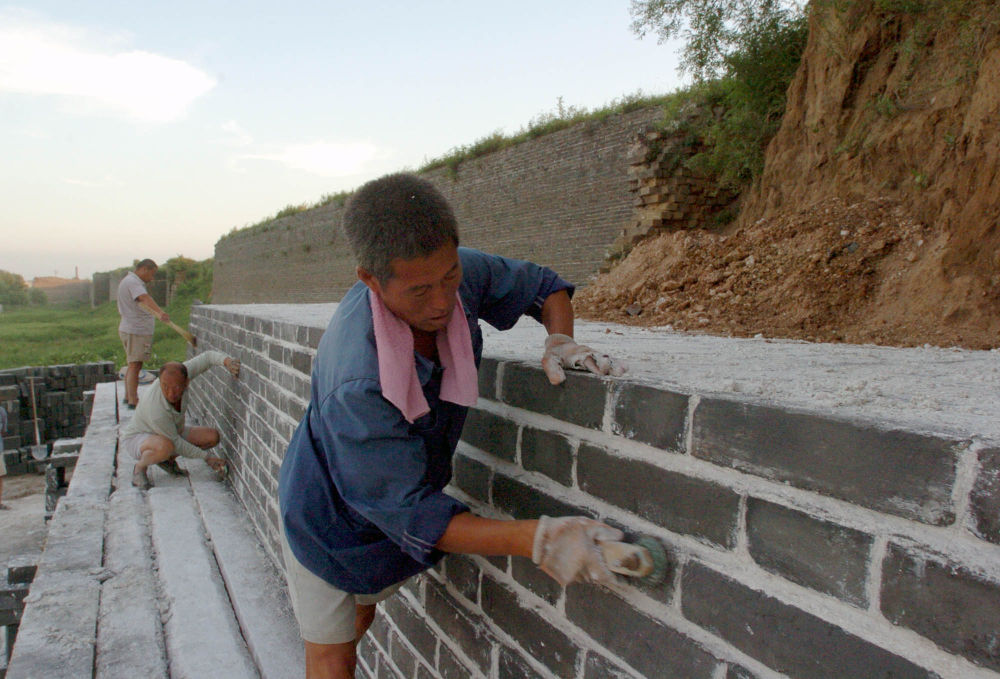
0, 474, 48, 568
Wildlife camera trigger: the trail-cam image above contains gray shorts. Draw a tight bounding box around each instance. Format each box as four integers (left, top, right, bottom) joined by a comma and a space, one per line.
280, 528, 404, 645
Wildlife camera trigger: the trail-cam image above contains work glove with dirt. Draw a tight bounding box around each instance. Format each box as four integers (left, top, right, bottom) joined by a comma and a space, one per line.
532, 515, 624, 586
541, 333, 628, 385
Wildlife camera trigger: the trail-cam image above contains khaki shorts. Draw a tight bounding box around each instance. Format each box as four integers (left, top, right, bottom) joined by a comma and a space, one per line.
0, 453, 6, 476
120, 428, 191, 460
119, 332, 153, 363
280, 528, 404, 645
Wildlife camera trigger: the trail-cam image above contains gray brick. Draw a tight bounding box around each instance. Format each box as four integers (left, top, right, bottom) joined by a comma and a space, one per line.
481, 576, 579, 677
584, 653, 642, 679
970, 447, 1000, 544
377, 654, 403, 679
460, 408, 517, 461
478, 357, 499, 399
425, 581, 493, 673
511, 556, 561, 605
881, 542, 1000, 672
681, 561, 933, 678
493, 472, 591, 520
437, 639, 476, 679
727, 664, 760, 679
578, 443, 740, 548
691, 398, 961, 525
382, 597, 436, 664
444, 555, 480, 604
500, 362, 607, 429
613, 382, 688, 451
388, 630, 417, 678
746, 498, 872, 607
452, 453, 490, 504
291, 349, 312, 375
370, 612, 390, 650
268, 342, 284, 362
499, 647, 547, 679
566, 584, 718, 678
520, 426, 573, 486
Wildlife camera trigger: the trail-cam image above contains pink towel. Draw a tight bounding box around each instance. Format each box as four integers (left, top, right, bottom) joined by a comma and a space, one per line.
370, 289, 479, 423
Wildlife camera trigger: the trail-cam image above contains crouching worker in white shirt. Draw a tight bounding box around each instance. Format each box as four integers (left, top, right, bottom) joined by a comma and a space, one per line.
119, 350, 241, 489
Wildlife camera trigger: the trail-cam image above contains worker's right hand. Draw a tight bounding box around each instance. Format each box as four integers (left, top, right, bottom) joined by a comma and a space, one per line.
205, 456, 227, 472
224, 357, 241, 378
532, 515, 623, 586
541, 334, 627, 385
159, 311, 170, 323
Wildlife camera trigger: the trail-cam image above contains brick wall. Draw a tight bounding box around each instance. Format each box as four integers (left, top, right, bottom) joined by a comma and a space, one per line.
185, 304, 1000, 679
211, 107, 666, 304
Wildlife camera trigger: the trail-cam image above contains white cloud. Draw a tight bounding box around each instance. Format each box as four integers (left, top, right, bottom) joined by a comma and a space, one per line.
0, 12, 215, 123
242, 140, 382, 177
220, 120, 253, 147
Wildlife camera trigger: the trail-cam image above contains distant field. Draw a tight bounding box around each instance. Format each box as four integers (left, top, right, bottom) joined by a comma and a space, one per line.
0, 299, 195, 370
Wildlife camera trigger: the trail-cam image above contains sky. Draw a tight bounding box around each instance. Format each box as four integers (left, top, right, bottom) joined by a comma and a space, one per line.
0, 1, 685, 282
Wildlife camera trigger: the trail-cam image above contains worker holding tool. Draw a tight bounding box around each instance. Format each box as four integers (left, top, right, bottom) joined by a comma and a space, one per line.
119, 351, 240, 490
278, 173, 629, 679
117, 259, 168, 409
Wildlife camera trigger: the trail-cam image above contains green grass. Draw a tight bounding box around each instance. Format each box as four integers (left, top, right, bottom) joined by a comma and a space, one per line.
0, 297, 198, 371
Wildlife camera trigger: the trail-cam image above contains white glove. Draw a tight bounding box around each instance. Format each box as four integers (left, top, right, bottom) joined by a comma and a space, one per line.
541, 333, 628, 385
532, 515, 624, 586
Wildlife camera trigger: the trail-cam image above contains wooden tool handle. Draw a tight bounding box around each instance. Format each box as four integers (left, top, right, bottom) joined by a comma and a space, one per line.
138, 301, 196, 346
28, 376, 41, 445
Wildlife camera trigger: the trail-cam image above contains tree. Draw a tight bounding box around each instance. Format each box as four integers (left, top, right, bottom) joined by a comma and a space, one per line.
629, 0, 807, 81
0, 270, 29, 306
630, 0, 808, 188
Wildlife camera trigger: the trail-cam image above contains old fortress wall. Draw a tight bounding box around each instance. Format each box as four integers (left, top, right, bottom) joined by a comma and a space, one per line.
210, 105, 736, 303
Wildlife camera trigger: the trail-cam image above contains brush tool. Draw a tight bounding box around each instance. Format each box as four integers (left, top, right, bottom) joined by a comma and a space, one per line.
600, 536, 668, 585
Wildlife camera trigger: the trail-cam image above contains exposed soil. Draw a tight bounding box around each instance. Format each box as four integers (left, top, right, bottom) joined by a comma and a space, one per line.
577, 196, 996, 347
579, 2, 1000, 351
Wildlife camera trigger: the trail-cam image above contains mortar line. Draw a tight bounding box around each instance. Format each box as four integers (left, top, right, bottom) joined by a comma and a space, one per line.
866, 535, 889, 615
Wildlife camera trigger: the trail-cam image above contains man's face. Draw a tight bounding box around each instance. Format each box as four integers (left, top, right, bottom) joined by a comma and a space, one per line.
137, 266, 157, 283
362, 243, 462, 333
160, 370, 188, 407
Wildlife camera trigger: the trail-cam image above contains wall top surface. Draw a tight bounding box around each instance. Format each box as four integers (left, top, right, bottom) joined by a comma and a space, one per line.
195, 304, 1000, 442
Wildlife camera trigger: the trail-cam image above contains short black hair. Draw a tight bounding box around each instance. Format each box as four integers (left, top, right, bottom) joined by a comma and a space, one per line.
342, 173, 459, 282
135, 259, 157, 271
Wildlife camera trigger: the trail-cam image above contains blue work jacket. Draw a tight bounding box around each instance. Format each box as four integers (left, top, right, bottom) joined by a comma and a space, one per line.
278, 248, 572, 593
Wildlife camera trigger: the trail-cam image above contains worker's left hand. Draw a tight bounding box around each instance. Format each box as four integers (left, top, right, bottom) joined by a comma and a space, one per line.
206, 455, 227, 473
541, 333, 627, 385
224, 357, 241, 378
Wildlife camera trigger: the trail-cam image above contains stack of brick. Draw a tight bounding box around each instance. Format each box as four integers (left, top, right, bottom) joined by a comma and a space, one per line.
185, 304, 1000, 679
0, 363, 116, 466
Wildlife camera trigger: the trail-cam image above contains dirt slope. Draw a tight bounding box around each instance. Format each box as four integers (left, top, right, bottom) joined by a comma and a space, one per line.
579, 1, 1000, 349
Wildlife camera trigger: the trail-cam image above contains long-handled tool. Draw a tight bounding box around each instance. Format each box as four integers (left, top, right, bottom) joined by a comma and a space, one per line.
601, 536, 669, 585
27, 376, 47, 460
138, 301, 196, 346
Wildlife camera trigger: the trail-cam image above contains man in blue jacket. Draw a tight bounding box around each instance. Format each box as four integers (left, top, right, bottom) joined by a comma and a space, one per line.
279, 173, 626, 678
